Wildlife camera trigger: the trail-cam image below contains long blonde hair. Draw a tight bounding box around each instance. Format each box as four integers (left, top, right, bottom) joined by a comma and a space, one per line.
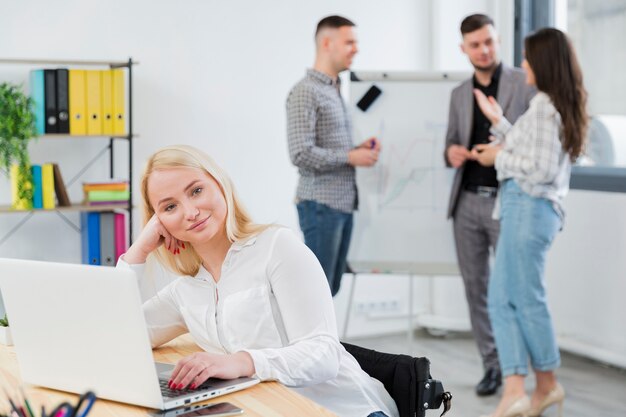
140, 145, 270, 276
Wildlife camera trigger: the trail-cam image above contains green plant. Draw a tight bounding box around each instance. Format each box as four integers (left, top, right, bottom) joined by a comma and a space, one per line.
0, 314, 8, 327
0, 82, 37, 205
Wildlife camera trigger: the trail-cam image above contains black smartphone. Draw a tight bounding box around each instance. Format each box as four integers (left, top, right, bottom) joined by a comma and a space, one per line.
150, 402, 244, 417
356, 85, 382, 111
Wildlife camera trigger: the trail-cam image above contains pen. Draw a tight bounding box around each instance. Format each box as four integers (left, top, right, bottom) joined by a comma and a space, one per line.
1, 389, 20, 417
48, 403, 72, 417
18, 387, 33, 417
72, 391, 96, 417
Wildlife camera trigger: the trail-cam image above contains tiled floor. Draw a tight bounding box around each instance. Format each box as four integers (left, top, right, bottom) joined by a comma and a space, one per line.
348, 330, 626, 417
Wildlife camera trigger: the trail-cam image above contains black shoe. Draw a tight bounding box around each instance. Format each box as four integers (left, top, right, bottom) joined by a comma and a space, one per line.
476, 367, 501, 396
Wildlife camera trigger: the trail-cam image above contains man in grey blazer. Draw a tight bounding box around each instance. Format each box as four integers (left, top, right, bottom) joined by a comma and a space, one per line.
444, 14, 535, 396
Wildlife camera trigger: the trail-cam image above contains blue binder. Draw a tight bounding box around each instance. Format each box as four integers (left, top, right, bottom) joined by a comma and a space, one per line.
81, 212, 101, 265
30, 70, 45, 135
31, 165, 43, 209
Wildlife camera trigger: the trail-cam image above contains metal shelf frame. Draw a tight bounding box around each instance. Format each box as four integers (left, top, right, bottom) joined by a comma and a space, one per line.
0, 57, 136, 248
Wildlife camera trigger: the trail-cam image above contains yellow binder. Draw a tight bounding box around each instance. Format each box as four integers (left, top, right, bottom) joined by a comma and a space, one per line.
69, 70, 87, 135
42, 163, 56, 209
85, 70, 102, 135
112, 69, 126, 135
10, 164, 33, 210
101, 70, 114, 135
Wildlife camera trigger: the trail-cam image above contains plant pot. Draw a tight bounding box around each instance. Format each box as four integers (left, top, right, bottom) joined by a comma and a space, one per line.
0, 326, 13, 346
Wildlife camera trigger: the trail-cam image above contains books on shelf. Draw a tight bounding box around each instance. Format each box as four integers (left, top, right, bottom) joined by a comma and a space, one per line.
30, 68, 126, 136
41, 163, 55, 209
30, 163, 53, 209
10, 164, 33, 210
9, 163, 73, 209
81, 211, 128, 265
83, 180, 129, 206
31, 165, 43, 209
52, 163, 71, 207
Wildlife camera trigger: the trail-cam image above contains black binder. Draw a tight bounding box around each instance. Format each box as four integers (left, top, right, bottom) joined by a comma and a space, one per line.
44, 69, 58, 133
56, 69, 70, 133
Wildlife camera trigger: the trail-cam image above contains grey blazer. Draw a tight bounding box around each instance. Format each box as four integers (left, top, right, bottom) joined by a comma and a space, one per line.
444, 65, 536, 219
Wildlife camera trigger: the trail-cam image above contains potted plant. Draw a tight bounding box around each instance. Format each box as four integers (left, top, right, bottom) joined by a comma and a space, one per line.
0, 82, 37, 209
0, 314, 11, 346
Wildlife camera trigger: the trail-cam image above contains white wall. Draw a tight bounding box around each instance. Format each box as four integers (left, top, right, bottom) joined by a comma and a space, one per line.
566, 0, 626, 116
431, 0, 515, 70
546, 190, 626, 368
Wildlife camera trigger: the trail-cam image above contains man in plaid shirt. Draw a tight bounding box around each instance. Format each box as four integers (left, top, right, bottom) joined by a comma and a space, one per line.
287, 15, 380, 296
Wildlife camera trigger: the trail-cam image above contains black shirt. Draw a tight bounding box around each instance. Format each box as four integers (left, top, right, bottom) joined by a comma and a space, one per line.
462, 63, 502, 189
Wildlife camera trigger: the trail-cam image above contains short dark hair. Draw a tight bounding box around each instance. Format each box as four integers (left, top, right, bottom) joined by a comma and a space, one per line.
460, 14, 494, 35
315, 15, 355, 37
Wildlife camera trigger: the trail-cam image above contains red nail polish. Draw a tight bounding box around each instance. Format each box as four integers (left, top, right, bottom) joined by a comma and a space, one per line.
181, 243, 186, 249
190, 384, 196, 390
168, 380, 173, 388
177, 383, 183, 390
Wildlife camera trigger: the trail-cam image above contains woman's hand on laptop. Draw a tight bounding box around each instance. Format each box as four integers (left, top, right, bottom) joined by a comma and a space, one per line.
124, 214, 185, 264
168, 351, 255, 390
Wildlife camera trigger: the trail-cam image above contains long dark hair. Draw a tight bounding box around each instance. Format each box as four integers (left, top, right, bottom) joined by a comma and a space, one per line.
525, 28, 588, 160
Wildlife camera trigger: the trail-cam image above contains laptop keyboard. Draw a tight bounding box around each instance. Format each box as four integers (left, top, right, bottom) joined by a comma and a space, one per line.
159, 379, 213, 398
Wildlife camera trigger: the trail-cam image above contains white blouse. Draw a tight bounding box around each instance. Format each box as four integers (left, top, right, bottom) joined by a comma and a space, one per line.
118, 226, 398, 417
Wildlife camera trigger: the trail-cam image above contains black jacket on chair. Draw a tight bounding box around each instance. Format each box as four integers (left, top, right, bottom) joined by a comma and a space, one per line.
341, 342, 451, 417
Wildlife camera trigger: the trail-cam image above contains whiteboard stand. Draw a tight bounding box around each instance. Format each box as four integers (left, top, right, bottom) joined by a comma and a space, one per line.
342, 262, 460, 347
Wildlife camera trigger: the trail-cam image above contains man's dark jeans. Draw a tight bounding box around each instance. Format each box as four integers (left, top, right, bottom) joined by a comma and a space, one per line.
296, 200, 353, 296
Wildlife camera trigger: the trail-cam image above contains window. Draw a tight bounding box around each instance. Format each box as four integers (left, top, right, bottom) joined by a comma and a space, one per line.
563, 0, 626, 191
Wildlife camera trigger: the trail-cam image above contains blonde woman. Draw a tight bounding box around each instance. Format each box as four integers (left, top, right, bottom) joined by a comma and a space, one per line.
119, 145, 397, 417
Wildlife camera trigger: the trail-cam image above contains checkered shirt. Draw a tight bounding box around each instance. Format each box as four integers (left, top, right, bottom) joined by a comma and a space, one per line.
286, 69, 357, 213
492, 92, 571, 218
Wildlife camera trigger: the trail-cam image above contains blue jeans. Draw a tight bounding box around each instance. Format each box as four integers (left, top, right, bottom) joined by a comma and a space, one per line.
296, 200, 353, 296
367, 412, 389, 417
488, 180, 562, 377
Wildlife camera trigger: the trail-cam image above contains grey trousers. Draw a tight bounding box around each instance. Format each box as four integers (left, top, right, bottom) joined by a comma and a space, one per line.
453, 190, 500, 371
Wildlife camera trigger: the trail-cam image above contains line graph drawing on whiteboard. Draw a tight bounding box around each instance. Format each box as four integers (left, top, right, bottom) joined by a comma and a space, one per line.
358, 118, 451, 212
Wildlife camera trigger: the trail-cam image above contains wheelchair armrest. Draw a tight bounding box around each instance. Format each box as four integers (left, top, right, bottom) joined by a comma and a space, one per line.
418, 379, 452, 417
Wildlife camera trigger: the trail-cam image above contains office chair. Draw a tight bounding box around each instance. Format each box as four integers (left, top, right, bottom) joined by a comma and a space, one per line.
341, 342, 452, 417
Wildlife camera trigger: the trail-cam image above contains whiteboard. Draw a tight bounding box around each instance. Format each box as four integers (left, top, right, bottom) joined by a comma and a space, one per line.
347, 71, 469, 268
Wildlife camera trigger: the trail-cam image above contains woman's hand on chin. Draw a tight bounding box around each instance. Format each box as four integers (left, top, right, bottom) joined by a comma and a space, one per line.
123, 214, 186, 264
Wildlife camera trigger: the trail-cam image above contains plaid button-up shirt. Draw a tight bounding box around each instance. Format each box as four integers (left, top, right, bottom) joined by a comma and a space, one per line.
492, 92, 571, 218
286, 69, 357, 213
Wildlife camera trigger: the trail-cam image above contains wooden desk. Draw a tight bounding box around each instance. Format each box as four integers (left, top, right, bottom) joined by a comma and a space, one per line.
0, 335, 336, 417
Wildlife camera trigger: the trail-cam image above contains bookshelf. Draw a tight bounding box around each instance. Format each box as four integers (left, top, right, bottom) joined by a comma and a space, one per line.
0, 203, 130, 213
0, 57, 136, 249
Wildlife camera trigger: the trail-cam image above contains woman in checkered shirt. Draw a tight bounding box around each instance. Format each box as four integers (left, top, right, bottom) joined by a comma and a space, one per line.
471, 28, 588, 417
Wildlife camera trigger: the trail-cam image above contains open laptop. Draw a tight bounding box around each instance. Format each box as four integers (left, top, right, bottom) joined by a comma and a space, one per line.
0, 258, 259, 410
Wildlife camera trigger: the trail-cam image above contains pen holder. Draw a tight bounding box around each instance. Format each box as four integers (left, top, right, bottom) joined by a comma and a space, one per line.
0, 326, 12, 346
1, 389, 96, 417
44, 391, 97, 417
